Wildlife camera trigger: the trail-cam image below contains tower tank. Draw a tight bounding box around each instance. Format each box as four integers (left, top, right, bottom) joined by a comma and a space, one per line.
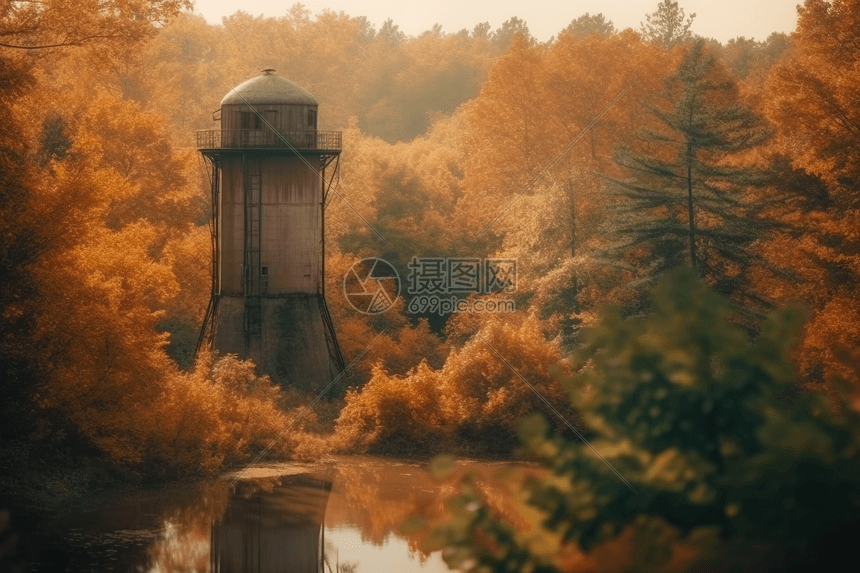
196, 69, 344, 392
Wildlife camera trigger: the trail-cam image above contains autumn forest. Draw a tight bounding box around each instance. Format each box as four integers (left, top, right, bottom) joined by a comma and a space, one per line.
2, 0, 860, 571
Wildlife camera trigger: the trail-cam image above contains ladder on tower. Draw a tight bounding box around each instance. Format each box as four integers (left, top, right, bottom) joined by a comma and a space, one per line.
244, 157, 262, 336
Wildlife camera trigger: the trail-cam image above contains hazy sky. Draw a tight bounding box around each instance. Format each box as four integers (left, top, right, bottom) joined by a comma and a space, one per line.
191, 0, 800, 44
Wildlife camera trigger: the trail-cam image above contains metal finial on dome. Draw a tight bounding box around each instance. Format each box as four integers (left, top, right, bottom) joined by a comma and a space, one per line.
261, 68, 276, 75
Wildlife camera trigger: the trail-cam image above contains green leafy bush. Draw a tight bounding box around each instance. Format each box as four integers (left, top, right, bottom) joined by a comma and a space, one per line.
431, 268, 860, 572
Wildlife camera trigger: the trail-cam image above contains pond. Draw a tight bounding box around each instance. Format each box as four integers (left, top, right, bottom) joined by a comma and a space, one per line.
25, 456, 537, 573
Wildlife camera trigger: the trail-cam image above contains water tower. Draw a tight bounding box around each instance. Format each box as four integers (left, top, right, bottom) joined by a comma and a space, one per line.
196, 69, 345, 392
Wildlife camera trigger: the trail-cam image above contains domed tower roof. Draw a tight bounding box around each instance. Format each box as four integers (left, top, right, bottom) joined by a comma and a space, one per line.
220, 69, 318, 106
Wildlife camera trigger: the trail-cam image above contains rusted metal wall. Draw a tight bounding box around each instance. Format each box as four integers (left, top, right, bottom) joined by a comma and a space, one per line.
261, 157, 321, 294
219, 155, 321, 295
220, 156, 245, 296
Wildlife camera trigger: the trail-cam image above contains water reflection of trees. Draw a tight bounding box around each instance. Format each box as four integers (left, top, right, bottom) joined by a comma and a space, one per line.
324, 458, 543, 559
323, 540, 359, 573
143, 481, 229, 573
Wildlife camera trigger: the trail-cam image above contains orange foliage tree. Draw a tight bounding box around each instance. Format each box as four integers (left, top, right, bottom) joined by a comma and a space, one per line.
0, 0, 191, 51
332, 314, 573, 456
452, 28, 671, 337
763, 0, 860, 382
0, 4, 303, 476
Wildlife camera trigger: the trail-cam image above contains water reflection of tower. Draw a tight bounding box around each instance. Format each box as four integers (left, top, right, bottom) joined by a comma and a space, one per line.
196, 70, 345, 392
211, 474, 333, 573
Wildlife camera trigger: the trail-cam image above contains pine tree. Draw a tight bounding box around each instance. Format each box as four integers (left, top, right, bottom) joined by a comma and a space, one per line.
564, 13, 615, 38
378, 18, 405, 46
491, 17, 531, 49
640, 0, 696, 47
607, 40, 775, 315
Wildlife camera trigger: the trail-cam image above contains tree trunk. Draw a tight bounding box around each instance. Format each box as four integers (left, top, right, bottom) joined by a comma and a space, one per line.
567, 162, 580, 313
686, 125, 697, 270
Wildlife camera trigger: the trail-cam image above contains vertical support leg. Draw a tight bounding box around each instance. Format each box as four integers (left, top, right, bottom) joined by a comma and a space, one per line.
196, 155, 221, 355
319, 154, 346, 377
